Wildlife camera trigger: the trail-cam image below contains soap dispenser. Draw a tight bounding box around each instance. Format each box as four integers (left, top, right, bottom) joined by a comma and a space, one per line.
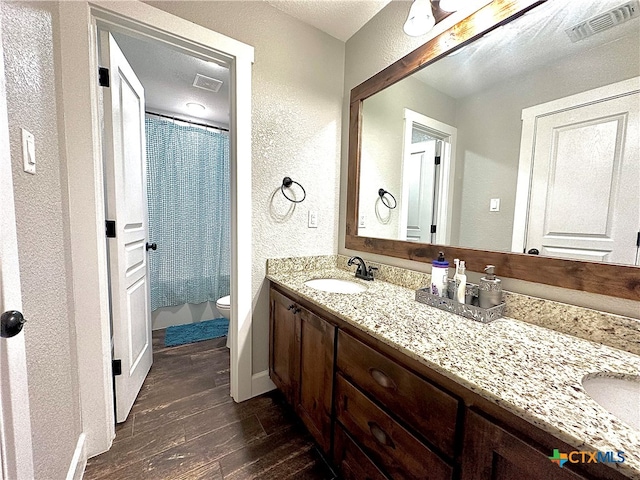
479, 265, 502, 309
430, 251, 449, 297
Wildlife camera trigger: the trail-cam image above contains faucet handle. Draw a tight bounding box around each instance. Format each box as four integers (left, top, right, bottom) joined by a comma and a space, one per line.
367, 266, 378, 279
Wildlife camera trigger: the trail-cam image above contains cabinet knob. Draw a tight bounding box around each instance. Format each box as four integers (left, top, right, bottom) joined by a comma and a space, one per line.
368, 422, 395, 449
369, 368, 397, 390
287, 304, 295, 310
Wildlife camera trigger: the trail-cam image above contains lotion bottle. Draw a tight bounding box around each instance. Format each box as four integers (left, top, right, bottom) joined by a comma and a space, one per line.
479, 265, 502, 308
430, 252, 449, 297
455, 261, 467, 304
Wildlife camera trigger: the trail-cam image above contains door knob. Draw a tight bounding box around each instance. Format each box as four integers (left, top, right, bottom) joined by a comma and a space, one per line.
527, 248, 540, 255
1, 310, 26, 338
146, 242, 157, 251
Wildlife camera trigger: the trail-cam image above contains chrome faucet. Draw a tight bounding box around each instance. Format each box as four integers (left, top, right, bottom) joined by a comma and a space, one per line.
347, 256, 377, 281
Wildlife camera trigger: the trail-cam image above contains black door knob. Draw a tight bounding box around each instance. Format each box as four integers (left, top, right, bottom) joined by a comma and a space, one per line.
527, 248, 540, 255
1, 310, 26, 338
146, 242, 157, 251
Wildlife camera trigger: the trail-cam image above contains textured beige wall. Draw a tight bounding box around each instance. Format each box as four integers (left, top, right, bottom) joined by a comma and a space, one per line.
1, 2, 82, 478
146, 1, 345, 373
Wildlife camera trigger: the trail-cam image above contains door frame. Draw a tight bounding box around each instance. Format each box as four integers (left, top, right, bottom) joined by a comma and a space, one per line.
0, 12, 34, 478
511, 76, 640, 253
58, 1, 255, 457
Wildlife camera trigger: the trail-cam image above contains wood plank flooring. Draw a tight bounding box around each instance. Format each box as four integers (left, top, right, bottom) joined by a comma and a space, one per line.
84, 330, 337, 480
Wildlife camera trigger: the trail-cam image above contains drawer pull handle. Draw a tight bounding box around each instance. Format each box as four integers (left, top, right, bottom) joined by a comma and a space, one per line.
370, 368, 396, 390
368, 422, 395, 449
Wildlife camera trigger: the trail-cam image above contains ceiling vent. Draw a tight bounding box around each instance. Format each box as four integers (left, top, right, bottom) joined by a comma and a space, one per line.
566, 0, 639, 42
193, 74, 223, 92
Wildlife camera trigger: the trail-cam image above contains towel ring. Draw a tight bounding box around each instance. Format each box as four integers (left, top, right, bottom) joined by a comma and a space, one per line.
378, 188, 397, 209
281, 177, 306, 203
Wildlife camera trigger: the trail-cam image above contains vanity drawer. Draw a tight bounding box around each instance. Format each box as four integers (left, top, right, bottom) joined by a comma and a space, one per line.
333, 422, 388, 480
337, 330, 458, 458
335, 374, 453, 480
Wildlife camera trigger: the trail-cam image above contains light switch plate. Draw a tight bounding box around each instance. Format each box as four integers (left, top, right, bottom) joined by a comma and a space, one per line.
22, 128, 36, 175
359, 214, 366, 228
308, 210, 318, 228
490, 198, 500, 212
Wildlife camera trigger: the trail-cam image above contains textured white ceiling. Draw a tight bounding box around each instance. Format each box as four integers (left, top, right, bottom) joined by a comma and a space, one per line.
266, 0, 392, 41
414, 0, 640, 98
112, 32, 230, 128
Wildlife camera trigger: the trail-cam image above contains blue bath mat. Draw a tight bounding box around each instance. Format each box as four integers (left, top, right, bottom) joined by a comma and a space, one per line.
164, 318, 229, 347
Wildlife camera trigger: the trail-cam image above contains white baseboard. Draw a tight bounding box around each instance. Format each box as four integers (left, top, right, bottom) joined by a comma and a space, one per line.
66, 433, 87, 480
251, 369, 276, 397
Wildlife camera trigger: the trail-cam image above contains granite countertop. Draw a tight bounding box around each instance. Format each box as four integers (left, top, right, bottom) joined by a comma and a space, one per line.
267, 266, 640, 479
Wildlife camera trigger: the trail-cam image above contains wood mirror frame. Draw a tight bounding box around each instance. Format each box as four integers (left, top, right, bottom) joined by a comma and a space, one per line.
345, 0, 640, 301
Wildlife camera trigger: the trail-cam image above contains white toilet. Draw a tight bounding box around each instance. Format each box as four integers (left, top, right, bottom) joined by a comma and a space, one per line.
216, 295, 231, 348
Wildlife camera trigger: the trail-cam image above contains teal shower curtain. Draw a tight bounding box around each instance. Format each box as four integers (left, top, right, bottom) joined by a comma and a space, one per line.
145, 117, 230, 311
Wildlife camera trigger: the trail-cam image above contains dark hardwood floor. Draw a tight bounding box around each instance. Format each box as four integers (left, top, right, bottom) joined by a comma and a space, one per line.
84, 330, 337, 479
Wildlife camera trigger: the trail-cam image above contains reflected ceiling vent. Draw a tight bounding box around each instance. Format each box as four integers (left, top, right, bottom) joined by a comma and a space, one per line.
566, 0, 639, 42
193, 73, 223, 92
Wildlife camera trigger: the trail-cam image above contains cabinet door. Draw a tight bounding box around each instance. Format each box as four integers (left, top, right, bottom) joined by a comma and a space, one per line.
269, 289, 300, 405
296, 308, 335, 453
461, 410, 588, 480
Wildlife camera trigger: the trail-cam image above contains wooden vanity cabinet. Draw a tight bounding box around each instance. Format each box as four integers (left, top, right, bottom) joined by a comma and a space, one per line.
269, 285, 629, 480
461, 410, 588, 480
269, 288, 335, 452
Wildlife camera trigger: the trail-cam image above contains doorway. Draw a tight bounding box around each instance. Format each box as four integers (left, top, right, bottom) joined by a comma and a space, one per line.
400, 109, 457, 245
58, 1, 254, 458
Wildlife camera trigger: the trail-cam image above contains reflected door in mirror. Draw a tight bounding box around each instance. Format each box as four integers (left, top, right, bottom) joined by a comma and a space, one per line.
516, 78, 639, 265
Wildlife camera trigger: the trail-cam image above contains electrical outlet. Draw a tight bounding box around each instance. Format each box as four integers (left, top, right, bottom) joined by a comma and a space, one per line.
308, 210, 318, 228
359, 214, 366, 228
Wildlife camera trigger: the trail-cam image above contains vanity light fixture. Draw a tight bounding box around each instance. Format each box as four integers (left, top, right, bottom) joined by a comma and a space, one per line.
404, 0, 436, 37
186, 102, 206, 113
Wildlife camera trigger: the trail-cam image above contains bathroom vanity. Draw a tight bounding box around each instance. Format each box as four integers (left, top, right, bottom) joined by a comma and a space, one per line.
267, 261, 640, 480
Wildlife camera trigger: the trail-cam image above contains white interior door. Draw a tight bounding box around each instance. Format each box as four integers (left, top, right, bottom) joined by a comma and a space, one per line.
525, 88, 639, 264
406, 140, 436, 242
100, 31, 153, 423
0, 17, 34, 478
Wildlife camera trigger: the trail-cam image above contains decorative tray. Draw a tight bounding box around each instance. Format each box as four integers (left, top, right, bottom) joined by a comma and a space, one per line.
415, 286, 505, 323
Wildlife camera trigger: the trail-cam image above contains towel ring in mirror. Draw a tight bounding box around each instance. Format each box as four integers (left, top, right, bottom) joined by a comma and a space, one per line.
378, 188, 397, 209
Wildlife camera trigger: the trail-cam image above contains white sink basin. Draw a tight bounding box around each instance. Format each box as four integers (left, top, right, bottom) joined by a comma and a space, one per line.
582, 375, 640, 430
304, 278, 367, 294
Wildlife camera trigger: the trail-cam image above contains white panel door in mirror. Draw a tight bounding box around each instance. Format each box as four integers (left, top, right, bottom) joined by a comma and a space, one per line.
526, 92, 639, 264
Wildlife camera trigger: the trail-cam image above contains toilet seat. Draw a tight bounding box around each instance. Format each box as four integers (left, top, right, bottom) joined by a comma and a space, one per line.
216, 295, 230, 309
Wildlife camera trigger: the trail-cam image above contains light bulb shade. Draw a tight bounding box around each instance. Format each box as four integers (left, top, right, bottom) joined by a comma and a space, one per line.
438, 0, 459, 12
403, 0, 436, 36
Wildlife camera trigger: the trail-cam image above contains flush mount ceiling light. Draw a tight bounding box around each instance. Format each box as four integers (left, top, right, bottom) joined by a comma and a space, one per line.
186, 102, 206, 113
438, 0, 460, 12
404, 0, 436, 36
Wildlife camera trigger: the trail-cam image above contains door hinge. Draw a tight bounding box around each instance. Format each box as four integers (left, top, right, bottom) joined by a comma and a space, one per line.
430, 225, 437, 234
106, 220, 116, 238
434, 156, 441, 165
636, 231, 640, 247
112, 359, 122, 376
98, 67, 110, 87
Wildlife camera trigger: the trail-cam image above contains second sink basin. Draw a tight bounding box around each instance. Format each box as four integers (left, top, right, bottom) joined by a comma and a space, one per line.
582, 375, 640, 430
304, 278, 367, 294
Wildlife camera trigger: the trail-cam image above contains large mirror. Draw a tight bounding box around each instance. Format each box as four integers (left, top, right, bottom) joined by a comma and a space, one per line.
346, 0, 640, 299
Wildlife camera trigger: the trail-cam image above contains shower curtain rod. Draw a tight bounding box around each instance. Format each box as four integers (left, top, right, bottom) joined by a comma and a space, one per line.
145, 110, 229, 132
